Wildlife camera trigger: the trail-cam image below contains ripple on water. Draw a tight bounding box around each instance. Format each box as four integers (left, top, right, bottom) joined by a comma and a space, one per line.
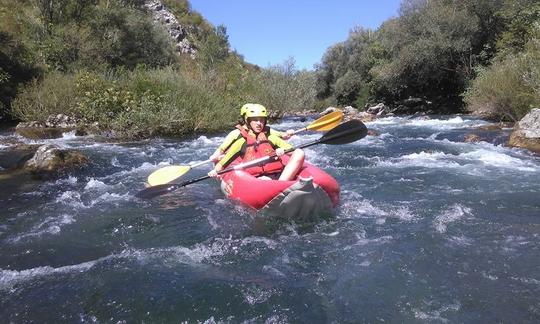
433, 204, 472, 234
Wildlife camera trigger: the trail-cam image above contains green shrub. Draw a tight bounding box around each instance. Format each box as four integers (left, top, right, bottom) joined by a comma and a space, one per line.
0, 30, 41, 120
13, 66, 244, 138
464, 23, 540, 121
251, 58, 317, 115
12, 71, 76, 121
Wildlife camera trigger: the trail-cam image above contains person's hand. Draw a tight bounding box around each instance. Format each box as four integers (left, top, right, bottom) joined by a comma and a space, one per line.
281, 129, 295, 140
208, 164, 223, 177
276, 148, 285, 157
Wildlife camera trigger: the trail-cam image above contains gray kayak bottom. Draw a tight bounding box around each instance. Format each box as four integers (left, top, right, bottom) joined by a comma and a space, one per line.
258, 176, 335, 224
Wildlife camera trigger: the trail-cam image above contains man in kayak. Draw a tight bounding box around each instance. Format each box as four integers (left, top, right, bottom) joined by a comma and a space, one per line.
208, 103, 304, 181
208, 103, 294, 163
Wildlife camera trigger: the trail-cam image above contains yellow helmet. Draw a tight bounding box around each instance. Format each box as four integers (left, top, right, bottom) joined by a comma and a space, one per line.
242, 103, 268, 119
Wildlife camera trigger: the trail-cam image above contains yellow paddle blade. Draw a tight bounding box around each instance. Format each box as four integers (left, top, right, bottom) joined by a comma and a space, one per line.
306, 111, 344, 131
147, 165, 191, 186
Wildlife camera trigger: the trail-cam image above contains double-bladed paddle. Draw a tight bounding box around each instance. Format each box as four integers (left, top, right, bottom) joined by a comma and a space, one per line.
135, 119, 367, 200
146, 111, 344, 186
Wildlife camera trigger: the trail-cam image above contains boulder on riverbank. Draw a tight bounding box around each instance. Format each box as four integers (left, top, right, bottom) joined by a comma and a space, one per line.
319, 103, 387, 123
15, 114, 94, 139
508, 108, 540, 154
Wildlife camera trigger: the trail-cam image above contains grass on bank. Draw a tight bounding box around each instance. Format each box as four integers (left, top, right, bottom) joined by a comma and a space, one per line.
12, 58, 317, 138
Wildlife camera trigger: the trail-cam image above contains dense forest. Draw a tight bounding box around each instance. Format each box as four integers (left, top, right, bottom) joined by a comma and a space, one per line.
1, 0, 539, 138
316, 0, 540, 120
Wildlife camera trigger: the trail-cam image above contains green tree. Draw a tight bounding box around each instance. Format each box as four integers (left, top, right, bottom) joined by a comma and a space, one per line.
0, 31, 40, 120
464, 22, 540, 121
197, 24, 230, 70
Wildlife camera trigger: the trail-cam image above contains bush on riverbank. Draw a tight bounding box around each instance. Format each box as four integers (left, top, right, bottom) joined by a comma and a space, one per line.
12, 56, 316, 138
12, 66, 238, 138
464, 23, 540, 121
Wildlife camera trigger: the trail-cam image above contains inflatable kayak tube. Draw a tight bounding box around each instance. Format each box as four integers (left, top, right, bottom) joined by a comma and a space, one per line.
220, 159, 340, 222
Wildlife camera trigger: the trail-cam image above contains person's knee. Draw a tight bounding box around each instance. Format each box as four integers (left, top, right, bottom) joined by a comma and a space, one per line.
292, 149, 304, 160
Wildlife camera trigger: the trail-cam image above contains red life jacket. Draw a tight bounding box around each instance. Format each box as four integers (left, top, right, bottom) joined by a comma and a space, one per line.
235, 125, 284, 176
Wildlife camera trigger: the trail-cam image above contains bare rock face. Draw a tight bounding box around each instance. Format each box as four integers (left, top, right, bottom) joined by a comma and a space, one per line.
24, 145, 89, 174
144, 0, 197, 57
508, 108, 540, 154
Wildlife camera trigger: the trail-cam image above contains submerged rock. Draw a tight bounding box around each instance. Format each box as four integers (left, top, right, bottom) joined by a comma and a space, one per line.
24, 144, 89, 175
464, 134, 483, 143
15, 127, 65, 139
0, 144, 40, 169
508, 108, 540, 154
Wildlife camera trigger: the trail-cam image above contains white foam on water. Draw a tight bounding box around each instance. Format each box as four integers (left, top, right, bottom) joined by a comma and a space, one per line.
159, 236, 278, 265
8, 214, 76, 243
390, 206, 418, 222
354, 234, 393, 247
358, 133, 392, 147
481, 271, 499, 281
433, 204, 472, 233
0, 258, 99, 291
303, 148, 331, 166
447, 235, 474, 246
377, 151, 461, 169
242, 285, 278, 305
501, 235, 532, 253
190, 135, 214, 147
262, 265, 286, 278
340, 194, 387, 219
373, 143, 539, 175
55, 191, 87, 209
460, 149, 539, 172
111, 156, 123, 167
340, 192, 419, 226
367, 116, 402, 125
413, 301, 461, 322
510, 276, 540, 285
61, 130, 78, 139
84, 178, 108, 191
93, 192, 133, 204
369, 115, 489, 131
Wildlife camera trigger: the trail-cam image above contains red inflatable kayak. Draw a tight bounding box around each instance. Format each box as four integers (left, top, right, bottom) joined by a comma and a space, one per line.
219, 156, 339, 220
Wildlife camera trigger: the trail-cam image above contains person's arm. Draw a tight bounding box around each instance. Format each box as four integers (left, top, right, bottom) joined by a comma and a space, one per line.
209, 129, 241, 162
217, 138, 245, 167
208, 138, 246, 177
269, 128, 295, 140
219, 129, 241, 151
269, 134, 293, 150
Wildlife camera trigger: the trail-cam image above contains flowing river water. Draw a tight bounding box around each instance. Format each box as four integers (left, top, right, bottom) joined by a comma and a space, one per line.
0, 115, 539, 322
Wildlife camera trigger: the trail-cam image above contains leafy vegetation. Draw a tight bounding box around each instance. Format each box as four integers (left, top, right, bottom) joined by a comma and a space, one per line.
464, 22, 540, 121
315, 0, 540, 119
2, 0, 540, 132
1, 0, 313, 136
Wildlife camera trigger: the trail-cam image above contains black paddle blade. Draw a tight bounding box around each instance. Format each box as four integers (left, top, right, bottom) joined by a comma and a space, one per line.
318, 119, 368, 145
135, 183, 180, 199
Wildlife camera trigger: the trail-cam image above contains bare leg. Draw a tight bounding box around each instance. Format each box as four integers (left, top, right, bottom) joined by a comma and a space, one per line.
279, 149, 304, 181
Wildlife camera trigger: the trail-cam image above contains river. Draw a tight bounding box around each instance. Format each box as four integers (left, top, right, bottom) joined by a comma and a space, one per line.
1, 115, 539, 322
